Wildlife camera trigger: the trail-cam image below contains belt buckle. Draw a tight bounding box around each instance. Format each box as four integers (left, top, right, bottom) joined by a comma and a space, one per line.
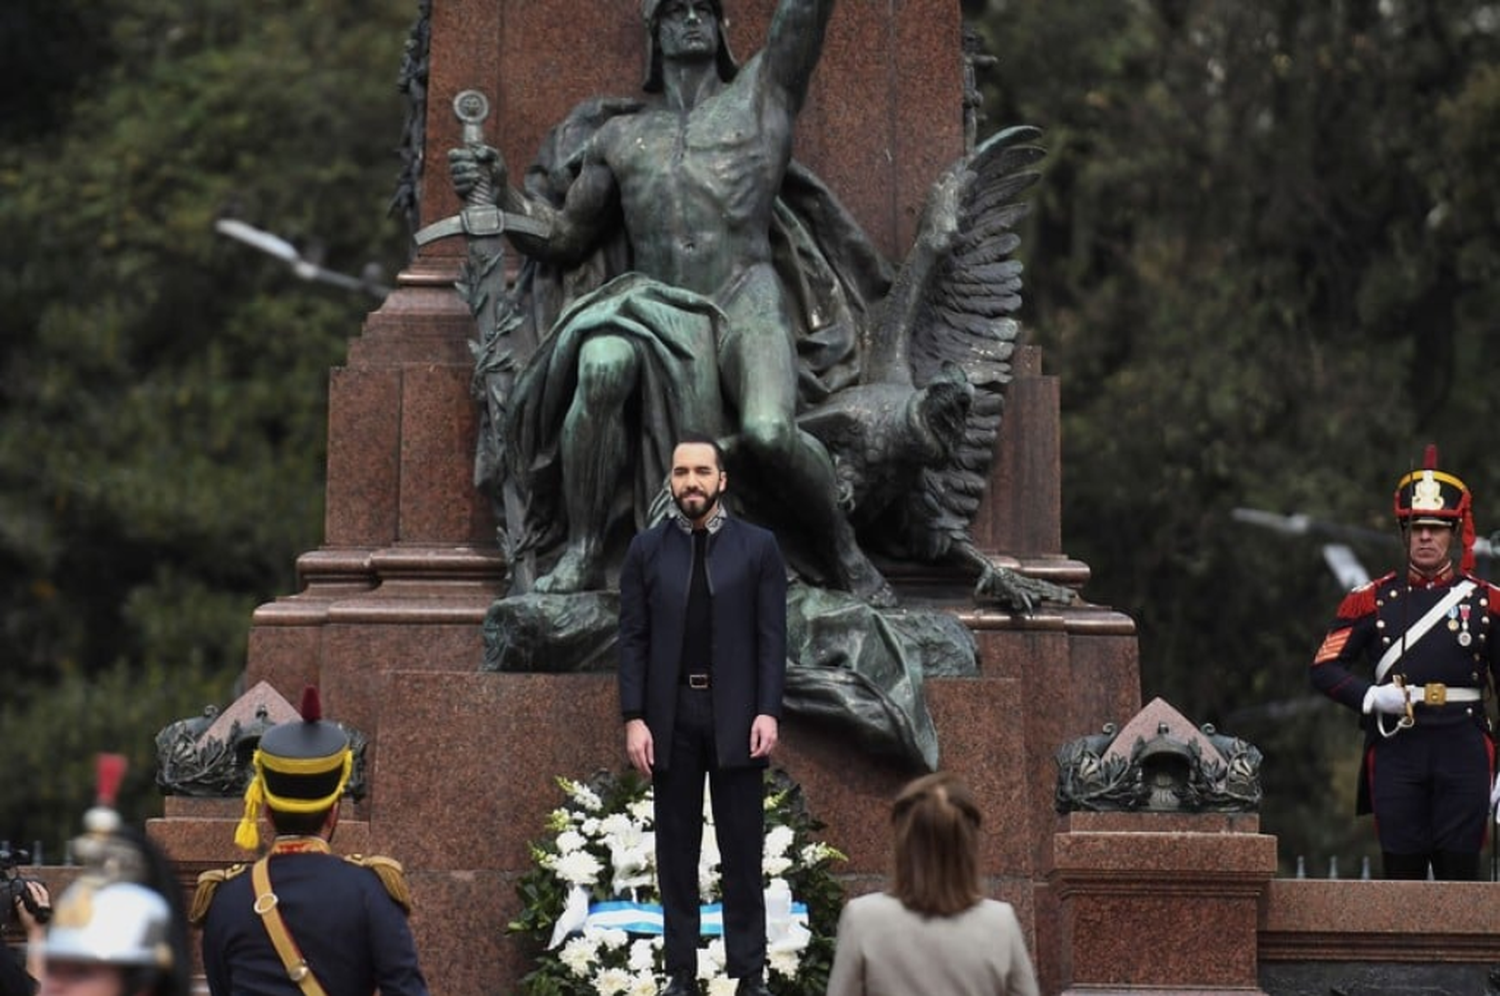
688, 674, 710, 690
1424, 683, 1448, 706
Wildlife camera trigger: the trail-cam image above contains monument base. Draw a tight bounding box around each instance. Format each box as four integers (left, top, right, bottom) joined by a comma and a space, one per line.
1051, 812, 1277, 995
155, 598, 1139, 996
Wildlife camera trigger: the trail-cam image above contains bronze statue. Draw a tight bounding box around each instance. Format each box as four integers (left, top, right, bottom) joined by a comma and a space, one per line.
450, 0, 1070, 767
452, 0, 902, 605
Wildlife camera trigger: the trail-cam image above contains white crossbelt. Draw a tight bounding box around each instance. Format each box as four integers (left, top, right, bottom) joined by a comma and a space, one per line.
1374, 580, 1476, 683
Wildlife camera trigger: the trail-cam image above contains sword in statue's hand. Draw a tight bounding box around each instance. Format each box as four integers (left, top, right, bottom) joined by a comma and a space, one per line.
416, 89, 546, 591
415, 90, 549, 247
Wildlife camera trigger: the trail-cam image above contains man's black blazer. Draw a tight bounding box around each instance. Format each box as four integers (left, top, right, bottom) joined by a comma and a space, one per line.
618, 516, 788, 769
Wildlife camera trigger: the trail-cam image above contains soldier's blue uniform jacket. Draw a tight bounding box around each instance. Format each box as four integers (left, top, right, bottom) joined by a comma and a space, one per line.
1311, 568, 1500, 842
196, 842, 429, 996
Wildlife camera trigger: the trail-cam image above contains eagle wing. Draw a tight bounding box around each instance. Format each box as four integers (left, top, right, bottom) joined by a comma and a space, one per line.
865, 125, 1044, 561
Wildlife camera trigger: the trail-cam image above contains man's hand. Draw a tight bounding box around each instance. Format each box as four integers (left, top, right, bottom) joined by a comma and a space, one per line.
16, 879, 50, 980
1363, 683, 1410, 716
448, 144, 506, 202
749, 714, 779, 759
625, 719, 654, 777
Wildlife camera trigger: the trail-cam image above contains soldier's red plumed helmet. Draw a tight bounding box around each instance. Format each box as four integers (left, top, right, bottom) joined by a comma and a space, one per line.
1393, 443, 1476, 571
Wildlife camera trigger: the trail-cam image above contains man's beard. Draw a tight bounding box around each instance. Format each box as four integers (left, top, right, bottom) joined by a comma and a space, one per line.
673, 484, 722, 521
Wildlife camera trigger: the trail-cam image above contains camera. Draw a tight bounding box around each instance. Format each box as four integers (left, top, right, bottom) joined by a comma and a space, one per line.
0, 844, 49, 925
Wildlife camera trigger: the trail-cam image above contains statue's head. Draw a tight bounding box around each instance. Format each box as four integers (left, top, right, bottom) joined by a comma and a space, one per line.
642, 0, 738, 93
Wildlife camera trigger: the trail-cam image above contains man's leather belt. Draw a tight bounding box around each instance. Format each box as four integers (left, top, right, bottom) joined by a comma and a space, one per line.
682, 673, 710, 689
1408, 683, 1482, 706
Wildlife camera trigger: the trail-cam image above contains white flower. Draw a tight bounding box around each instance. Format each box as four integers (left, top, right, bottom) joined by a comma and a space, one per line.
521, 771, 844, 996
593, 966, 634, 996
763, 824, 795, 860
762, 855, 792, 878
627, 938, 659, 973
768, 948, 802, 979
592, 927, 630, 951
553, 849, 604, 887
697, 861, 721, 901
625, 972, 660, 996
559, 935, 600, 979
696, 938, 727, 979
800, 842, 835, 865
610, 834, 656, 895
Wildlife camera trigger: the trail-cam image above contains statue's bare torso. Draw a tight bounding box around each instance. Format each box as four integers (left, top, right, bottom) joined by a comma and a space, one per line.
597, 61, 791, 303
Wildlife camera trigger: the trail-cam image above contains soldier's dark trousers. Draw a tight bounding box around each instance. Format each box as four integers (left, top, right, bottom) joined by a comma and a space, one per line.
1369, 722, 1493, 880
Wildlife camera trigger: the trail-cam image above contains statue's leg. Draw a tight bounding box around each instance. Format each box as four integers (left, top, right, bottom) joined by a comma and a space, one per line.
534, 334, 639, 593
718, 294, 896, 608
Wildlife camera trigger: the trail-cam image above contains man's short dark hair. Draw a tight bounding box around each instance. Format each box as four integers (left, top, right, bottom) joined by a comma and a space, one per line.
675, 432, 725, 471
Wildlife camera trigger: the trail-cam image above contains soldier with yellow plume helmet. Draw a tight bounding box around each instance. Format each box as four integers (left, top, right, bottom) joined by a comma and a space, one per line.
192, 688, 429, 996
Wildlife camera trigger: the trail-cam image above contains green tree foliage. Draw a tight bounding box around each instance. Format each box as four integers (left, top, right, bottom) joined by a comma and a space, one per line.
979, 0, 1500, 870
0, 658, 230, 859
0, 0, 415, 854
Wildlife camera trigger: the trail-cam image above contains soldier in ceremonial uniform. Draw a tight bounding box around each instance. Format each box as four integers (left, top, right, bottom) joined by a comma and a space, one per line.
192, 689, 429, 996
1310, 445, 1500, 880
35, 754, 192, 996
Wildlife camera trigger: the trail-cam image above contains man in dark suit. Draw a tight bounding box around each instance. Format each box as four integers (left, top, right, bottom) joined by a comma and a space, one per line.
193, 689, 429, 996
619, 435, 788, 996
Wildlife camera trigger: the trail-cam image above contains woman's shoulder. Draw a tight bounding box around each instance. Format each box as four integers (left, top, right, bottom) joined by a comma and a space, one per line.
843, 890, 904, 918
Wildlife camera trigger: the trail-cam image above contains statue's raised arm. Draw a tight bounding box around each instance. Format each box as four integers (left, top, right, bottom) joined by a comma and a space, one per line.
762, 0, 837, 114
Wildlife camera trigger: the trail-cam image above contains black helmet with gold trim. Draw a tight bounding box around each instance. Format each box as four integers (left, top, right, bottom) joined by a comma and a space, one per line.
234, 686, 353, 852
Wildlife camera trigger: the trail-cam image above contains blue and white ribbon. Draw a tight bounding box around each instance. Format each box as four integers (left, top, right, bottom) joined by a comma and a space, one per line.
548, 887, 810, 952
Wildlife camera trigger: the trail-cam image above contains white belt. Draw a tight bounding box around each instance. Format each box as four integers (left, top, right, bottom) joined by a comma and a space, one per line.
1405, 684, 1482, 706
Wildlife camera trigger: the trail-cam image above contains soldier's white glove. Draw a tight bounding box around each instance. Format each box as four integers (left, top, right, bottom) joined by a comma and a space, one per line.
1363, 683, 1409, 716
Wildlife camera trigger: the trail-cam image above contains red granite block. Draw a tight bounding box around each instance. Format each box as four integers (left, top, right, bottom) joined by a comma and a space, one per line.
398, 364, 489, 544
1051, 823, 1277, 992
325, 366, 401, 547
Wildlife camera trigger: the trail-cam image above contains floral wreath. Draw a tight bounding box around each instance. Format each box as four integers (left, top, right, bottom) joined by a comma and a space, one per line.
508, 768, 846, 996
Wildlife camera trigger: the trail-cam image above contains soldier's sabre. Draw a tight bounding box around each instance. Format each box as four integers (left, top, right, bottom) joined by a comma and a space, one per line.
415, 90, 544, 590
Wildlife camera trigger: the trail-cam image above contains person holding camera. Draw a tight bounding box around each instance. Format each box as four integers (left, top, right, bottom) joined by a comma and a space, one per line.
2, 878, 50, 996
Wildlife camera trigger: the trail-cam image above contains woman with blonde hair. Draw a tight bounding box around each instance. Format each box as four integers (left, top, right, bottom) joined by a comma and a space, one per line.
825, 772, 1039, 996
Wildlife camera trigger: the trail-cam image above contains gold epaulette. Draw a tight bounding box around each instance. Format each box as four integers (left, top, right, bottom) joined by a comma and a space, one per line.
189, 863, 247, 925
343, 854, 412, 913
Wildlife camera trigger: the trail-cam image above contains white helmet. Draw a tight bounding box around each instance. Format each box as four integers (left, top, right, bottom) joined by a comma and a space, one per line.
41, 877, 175, 969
